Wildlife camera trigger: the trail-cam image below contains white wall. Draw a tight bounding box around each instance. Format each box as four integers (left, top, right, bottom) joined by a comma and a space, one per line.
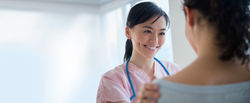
0, 1, 130, 103
169, 0, 197, 68
0, 0, 191, 103
0, 9, 102, 103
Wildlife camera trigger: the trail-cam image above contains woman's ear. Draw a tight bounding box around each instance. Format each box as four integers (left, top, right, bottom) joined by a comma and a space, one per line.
184, 6, 195, 27
125, 26, 132, 39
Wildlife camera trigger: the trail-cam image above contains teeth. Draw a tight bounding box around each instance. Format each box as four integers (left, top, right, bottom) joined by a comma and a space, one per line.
146, 46, 157, 50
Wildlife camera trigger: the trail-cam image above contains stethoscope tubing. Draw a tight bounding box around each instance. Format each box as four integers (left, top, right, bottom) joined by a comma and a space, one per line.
125, 57, 170, 101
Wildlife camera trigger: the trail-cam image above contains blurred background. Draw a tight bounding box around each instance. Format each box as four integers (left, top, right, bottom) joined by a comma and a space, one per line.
0, 0, 196, 103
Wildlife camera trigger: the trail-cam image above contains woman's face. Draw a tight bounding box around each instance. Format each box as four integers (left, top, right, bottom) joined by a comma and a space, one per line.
127, 16, 167, 59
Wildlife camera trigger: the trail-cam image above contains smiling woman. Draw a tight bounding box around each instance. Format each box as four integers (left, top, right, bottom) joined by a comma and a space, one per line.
125, 16, 168, 59
96, 2, 180, 103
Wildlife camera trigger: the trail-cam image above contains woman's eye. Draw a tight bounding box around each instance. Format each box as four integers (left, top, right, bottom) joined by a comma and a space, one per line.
144, 30, 152, 34
160, 32, 166, 35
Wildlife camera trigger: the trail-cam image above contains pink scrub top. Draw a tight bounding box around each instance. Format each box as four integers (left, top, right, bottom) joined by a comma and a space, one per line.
97, 60, 181, 103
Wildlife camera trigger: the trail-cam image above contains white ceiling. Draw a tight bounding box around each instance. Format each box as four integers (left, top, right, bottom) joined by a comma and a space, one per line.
0, 0, 131, 13
10, 0, 119, 6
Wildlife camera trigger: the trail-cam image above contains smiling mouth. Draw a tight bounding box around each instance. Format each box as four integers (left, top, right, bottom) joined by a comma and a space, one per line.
144, 45, 159, 51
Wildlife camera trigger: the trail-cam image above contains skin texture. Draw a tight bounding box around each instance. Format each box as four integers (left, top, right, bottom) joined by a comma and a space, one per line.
136, 83, 160, 103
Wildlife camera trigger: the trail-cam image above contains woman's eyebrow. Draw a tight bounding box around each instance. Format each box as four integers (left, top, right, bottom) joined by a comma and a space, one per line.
160, 28, 166, 31
142, 25, 153, 29
142, 25, 166, 31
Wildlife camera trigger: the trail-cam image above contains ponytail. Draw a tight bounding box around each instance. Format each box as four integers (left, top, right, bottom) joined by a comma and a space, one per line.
124, 39, 133, 62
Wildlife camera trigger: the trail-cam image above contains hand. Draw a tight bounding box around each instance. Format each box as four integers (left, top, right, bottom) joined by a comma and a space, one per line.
136, 83, 160, 103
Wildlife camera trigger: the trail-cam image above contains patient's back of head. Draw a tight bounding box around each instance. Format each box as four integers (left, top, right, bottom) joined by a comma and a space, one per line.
154, 0, 250, 102
181, 0, 250, 84
184, 0, 249, 67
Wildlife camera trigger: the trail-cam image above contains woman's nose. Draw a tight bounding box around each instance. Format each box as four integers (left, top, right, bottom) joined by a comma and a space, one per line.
149, 34, 158, 44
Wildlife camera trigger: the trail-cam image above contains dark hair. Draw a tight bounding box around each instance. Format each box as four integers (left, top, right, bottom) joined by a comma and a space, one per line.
183, 0, 250, 67
124, 2, 170, 62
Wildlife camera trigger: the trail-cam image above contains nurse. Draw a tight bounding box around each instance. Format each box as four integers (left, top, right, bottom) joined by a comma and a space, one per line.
96, 2, 181, 103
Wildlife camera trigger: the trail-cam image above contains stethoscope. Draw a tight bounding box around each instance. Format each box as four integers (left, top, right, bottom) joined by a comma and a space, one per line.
125, 57, 170, 101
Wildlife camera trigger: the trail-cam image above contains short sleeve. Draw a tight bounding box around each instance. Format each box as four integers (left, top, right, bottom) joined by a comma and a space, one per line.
97, 74, 130, 103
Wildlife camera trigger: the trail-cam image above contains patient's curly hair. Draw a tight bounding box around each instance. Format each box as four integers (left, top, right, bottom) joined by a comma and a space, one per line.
183, 0, 250, 67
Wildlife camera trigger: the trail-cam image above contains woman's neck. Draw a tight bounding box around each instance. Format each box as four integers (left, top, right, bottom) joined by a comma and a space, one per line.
197, 38, 237, 70
195, 29, 231, 69
129, 53, 154, 72
188, 35, 250, 84
168, 26, 250, 85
